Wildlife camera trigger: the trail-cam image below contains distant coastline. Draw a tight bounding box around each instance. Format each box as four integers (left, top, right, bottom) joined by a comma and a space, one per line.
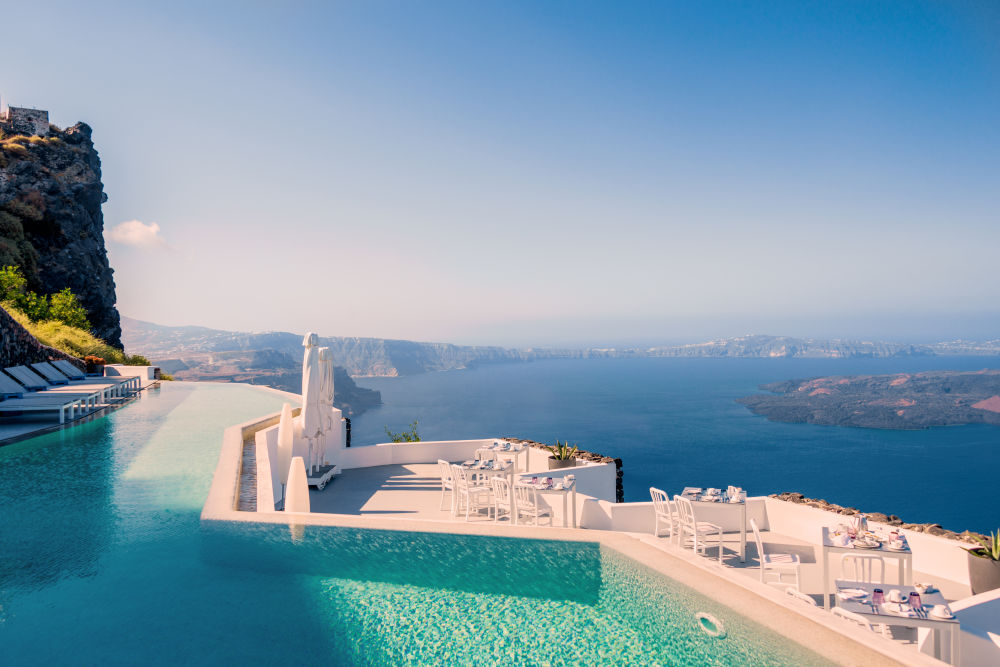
123, 317, 1000, 380
738, 369, 1000, 430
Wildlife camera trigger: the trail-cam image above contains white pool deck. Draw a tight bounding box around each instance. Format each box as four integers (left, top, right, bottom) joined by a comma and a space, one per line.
204, 407, 1000, 667
311, 462, 971, 600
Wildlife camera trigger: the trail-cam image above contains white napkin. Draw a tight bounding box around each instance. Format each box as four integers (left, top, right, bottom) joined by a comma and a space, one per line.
837, 588, 867, 600
881, 603, 915, 617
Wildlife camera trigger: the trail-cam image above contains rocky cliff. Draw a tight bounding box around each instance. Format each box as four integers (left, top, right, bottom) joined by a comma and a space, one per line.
0, 123, 120, 347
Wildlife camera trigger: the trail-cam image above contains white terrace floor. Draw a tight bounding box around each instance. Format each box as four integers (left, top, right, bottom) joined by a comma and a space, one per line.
309, 462, 972, 609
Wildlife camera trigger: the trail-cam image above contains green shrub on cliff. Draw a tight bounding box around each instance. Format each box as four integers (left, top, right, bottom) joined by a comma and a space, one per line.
48, 288, 90, 329
5, 307, 125, 363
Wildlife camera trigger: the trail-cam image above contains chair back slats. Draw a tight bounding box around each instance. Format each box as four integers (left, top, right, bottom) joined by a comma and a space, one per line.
832, 606, 873, 631
840, 553, 886, 584
437, 460, 453, 487
649, 487, 669, 516
784, 587, 817, 606
491, 477, 511, 511
750, 518, 767, 559
674, 495, 694, 527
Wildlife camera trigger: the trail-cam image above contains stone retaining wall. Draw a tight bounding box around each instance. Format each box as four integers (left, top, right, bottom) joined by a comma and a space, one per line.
505, 437, 624, 503
0, 305, 84, 370
770, 491, 986, 545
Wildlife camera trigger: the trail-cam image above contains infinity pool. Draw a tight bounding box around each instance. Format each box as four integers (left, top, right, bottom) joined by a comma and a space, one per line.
0, 382, 831, 665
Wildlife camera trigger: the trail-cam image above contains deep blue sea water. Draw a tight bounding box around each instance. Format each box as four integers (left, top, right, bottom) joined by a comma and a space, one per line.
353, 357, 1000, 534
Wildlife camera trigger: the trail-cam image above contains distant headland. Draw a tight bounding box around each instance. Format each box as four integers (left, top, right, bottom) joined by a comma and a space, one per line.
738, 369, 1000, 429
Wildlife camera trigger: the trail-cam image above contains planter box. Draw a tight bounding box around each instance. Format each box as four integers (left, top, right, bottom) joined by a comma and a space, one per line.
968, 552, 1000, 595
548, 457, 577, 470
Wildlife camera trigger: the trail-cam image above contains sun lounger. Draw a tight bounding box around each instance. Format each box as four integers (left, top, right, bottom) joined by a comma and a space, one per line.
30, 362, 74, 384
0, 373, 26, 398
9, 365, 133, 401
5, 366, 49, 391
50, 360, 87, 380
0, 394, 94, 424
38, 361, 140, 393
31, 362, 138, 395
3, 367, 109, 404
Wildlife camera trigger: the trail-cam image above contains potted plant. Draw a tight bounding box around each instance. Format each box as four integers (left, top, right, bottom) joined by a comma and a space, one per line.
967, 530, 1000, 595
84, 355, 105, 375
547, 440, 578, 470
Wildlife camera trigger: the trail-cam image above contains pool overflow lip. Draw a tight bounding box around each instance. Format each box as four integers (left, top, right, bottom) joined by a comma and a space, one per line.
205, 406, 930, 667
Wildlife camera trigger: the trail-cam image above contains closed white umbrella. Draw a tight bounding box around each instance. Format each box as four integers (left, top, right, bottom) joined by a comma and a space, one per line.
284, 456, 310, 513
319, 347, 334, 425
300, 332, 323, 472
276, 403, 294, 501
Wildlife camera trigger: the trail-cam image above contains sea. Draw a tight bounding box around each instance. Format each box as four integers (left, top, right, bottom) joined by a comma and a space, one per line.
352, 356, 1000, 534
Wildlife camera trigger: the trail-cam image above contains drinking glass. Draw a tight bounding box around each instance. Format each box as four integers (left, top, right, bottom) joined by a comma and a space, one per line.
872, 589, 885, 606
909, 592, 922, 613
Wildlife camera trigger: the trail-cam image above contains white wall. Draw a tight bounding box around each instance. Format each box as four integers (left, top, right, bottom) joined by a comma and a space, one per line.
578, 497, 768, 534
948, 588, 1000, 667
104, 364, 157, 380
255, 430, 276, 512
762, 497, 973, 586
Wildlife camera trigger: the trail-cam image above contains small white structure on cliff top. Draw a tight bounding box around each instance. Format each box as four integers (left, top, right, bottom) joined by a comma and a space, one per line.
0, 98, 49, 137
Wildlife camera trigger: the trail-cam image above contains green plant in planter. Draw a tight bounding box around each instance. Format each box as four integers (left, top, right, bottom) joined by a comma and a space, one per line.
547, 440, 578, 460
969, 530, 1000, 560
966, 529, 1000, 595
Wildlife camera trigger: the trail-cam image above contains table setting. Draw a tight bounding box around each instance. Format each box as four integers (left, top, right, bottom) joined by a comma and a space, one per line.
519, 474, 575, 491
828, 521, 910, 552
681, 485, 746, 503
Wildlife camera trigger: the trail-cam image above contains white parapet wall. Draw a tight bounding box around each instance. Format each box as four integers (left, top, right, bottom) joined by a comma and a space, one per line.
579, 497, 769, 534
762, 496, 974, 587
104, 364, 158, 381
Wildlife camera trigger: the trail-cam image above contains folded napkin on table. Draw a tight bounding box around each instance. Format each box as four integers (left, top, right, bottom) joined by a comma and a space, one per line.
837, 588, 867, 600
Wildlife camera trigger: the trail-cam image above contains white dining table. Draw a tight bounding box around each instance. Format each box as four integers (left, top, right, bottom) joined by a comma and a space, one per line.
685, 495, 748, 562
515, 481, 577, 528
476, 443, 527, 472
820, 527, 913, 609
834, 579, 959, 665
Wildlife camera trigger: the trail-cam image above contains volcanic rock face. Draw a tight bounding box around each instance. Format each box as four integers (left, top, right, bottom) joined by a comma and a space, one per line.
0, 123, 121, 347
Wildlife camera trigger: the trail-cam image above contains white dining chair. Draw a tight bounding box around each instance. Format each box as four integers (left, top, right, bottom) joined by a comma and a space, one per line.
831, 606, 875, 632
784, 586, 817, 606
437, 459, 455, 511
649, 487, 679, 542
840, 553, 886, 584
451, 465, 493, 521
491, 477, 513, 523
674, 495, 724, 563
513, 484, 553, 526
750, 518, 801, 588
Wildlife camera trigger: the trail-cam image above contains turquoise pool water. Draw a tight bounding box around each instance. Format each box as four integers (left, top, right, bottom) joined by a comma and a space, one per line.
0, 382, 831, 665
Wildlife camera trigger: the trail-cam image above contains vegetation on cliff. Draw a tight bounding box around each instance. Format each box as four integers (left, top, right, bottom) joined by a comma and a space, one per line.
0, 123, 121, 346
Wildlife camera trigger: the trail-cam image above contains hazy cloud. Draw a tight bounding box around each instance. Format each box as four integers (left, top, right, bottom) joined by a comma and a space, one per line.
107, 220, 167, 248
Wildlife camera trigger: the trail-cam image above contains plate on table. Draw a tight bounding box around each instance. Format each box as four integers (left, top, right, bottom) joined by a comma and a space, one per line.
853, 539, 881, 549
929, 608, 955, 620
885, 544, 909, 552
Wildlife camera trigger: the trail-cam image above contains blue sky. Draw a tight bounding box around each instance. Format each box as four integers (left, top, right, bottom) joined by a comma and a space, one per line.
3, 1, 998, 346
